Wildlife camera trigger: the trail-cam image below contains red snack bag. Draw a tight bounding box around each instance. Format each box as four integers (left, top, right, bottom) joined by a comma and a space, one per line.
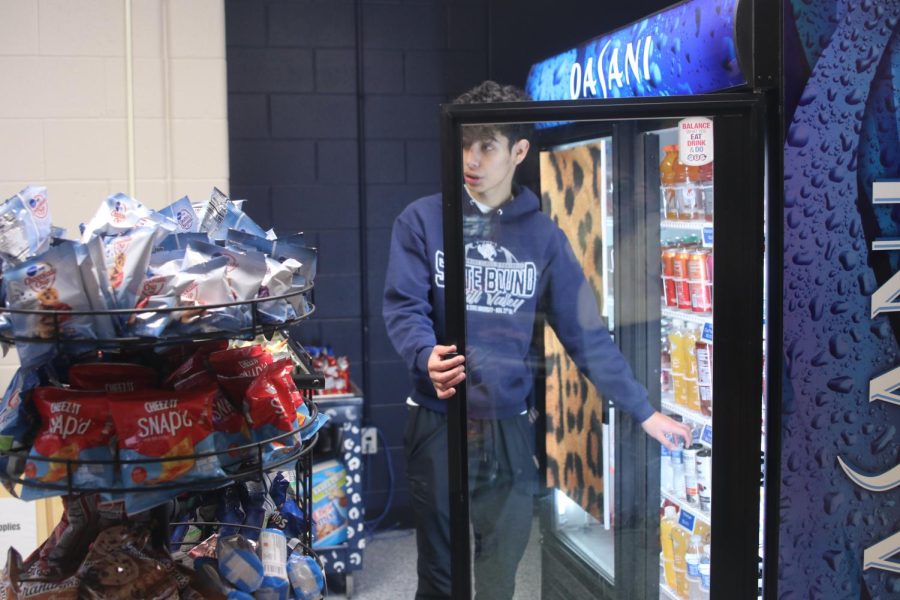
68, 362, 158, 393
21, 388, 115, 500
208, 345, 272, 378
214, 373, 256, 406
244, 359, 302, 462
174, 372, 251, 468
109, 384, 225, 514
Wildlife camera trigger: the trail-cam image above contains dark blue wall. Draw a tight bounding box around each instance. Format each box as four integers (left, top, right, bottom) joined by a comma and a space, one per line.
226, 0, 488, 528
225, 0, 673, 529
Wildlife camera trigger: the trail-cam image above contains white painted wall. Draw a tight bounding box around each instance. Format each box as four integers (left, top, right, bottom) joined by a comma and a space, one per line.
0, 0, 230, 550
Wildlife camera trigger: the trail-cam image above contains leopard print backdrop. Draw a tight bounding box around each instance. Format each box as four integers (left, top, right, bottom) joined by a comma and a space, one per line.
540, 142, 606, 521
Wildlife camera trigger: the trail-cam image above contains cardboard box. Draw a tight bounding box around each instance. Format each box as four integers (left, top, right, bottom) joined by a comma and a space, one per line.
311, 459, 348, 548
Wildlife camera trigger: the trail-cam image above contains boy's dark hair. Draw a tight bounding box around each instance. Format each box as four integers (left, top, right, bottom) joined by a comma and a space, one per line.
453, 81, 533, 148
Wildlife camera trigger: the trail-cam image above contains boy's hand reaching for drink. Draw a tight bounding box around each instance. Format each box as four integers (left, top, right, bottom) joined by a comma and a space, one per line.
428, 344, 466, 399
641, 411, 693, 450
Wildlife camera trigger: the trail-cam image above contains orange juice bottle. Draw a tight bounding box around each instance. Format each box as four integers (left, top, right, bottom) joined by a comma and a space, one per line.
667, 321, 686, 406
660, 145, 680, 219
661, 506, 678, 589
672, 524, 690, 598
684, 324, 701, 413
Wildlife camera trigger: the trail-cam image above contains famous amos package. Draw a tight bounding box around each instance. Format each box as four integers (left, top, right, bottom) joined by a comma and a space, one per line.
109, 384, 225, 514
159, 196, 200, 234
80, 193, 172, 241
257, 258, 297, 324
169, 257, 242, 334
271, 243, 317, 288
226, 229, 275, 257
21, 388, 115, 500
198, 188, 268, 242
243, 359, 302, 463
0, 186, 52, 266
4, 244, 98, 367
68, 363, 158, 393
100, 225, 167, 313
183, 240, 267, 303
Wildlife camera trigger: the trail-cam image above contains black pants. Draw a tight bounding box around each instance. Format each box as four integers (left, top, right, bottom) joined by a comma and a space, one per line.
404, 405, 538, 600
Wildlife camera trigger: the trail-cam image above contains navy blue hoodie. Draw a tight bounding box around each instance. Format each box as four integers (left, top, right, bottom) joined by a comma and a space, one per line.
383, 185, 654, 422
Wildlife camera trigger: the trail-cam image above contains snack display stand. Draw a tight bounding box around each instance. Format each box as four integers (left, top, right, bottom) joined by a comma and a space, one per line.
312, 388, 365, 598
0, 284, 330, 598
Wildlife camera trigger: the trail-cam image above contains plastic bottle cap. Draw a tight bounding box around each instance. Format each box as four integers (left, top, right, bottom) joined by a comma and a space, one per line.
664, 506, 677, 518
664, 144, 677, 152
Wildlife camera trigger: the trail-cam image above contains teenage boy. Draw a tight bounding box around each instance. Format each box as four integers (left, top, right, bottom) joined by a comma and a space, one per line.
383, 81, 691, 600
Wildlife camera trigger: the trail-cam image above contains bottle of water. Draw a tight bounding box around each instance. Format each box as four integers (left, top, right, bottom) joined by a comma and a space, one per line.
685, 534, 703, 599
698, 544, 711, 600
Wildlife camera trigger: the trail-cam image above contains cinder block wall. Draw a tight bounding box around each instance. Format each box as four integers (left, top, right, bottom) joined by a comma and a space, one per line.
226, 0, 488, 527
0, 0, 229, 384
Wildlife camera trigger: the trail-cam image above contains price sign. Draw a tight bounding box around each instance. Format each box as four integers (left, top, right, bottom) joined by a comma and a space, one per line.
702, 425, 713, 445
679, 117, 714, 166
679, 508, 696, 532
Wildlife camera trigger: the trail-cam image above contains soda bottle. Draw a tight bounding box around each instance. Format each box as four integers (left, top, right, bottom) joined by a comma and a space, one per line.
686, 534, 703, 599
660, 145, 680, 220
660, 506, 678, 589
672, 523, 690, 598
699, 161, 713, 222
683, 324, 701, 413
683, 444, 702, 505
668, 321, 686, 406
696, 449, 713, 513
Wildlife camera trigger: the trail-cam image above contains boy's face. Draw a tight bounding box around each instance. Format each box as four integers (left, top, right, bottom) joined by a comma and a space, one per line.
462, 132, 529, 207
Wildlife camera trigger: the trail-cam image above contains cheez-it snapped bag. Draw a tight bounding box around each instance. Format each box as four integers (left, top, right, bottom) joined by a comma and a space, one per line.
109, 383, 225, 514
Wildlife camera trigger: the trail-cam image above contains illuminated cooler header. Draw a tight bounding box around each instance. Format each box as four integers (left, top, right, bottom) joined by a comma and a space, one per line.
525, 0, 745, 102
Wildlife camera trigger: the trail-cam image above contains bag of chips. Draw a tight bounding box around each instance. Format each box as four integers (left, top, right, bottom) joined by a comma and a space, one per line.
109, 384, 225, 514
244, 359, 302, 463
21, 387, 115, 500
209, 345, 273, 378
226, 229, 275, 257
173, 371, 251, 470
162, 340, 227, 388
169, 257, 242, 334
257, 258, 297, 324
68, 362, 158, 393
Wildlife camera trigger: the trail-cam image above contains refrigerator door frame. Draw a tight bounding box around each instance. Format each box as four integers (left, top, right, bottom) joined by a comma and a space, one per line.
440, 93, 770, 600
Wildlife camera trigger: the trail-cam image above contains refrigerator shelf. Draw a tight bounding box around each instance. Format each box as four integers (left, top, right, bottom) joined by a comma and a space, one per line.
659, 582, 680, 600
661, 490, 711, 527
661, 308, 713, 329
661, 394, 712, 430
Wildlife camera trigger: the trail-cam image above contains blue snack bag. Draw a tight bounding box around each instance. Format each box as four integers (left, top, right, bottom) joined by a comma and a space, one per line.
286, 551, 325, 600
218, 534, 265, 593
0, 367, 39, 478
0, 186, 52, 265
184, 240, 267, 302
159, 196, 200, 233
226, 229, 275, 256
